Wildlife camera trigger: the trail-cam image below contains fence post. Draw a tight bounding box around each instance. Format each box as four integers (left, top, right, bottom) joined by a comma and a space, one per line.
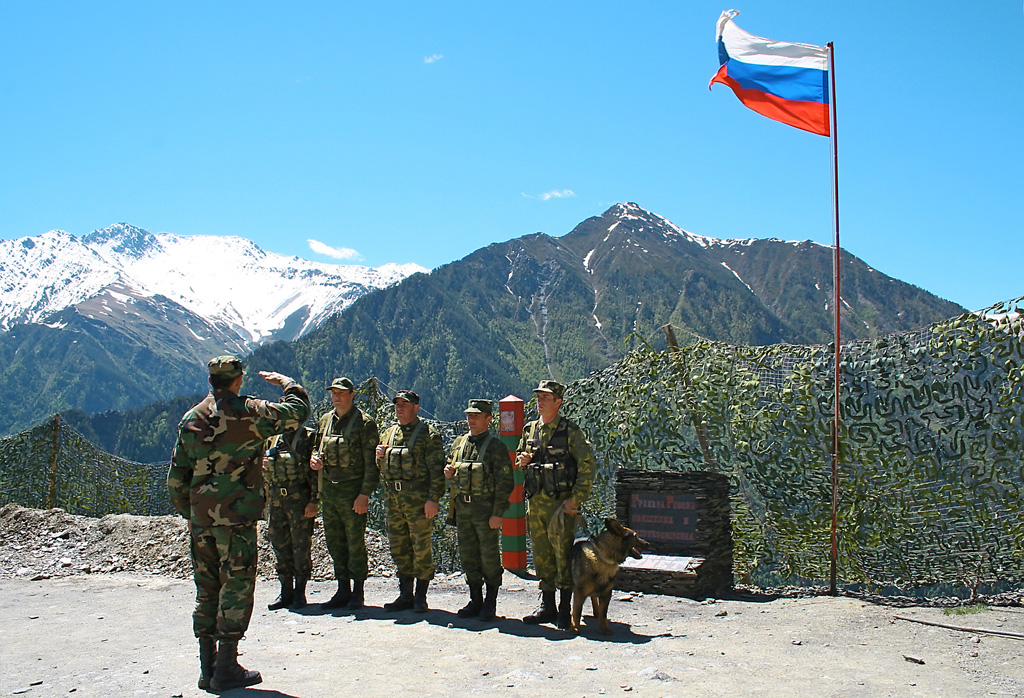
498, 395, 527, 571
48, 413, 60, 510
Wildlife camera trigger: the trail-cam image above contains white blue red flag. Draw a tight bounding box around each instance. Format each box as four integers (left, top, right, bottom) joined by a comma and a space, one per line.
710, 10, 830, 136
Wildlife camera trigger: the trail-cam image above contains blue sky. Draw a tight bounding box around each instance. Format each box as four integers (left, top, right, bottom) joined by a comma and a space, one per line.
1, 1, 1020, 312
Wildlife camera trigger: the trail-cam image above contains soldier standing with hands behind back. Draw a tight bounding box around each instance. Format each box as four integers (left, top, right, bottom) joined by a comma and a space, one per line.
375, 390, 446, 613
263, 424, 318, 610
444, 399, 514, 621
517, 380, 597, 630
309, 377, 379, 610
168, 356, 310, 692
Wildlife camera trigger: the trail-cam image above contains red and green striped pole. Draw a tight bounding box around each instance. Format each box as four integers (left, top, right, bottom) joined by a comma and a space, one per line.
498, 395, 527, 571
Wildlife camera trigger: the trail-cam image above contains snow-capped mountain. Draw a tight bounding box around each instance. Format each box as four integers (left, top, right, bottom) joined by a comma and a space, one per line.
0, 223, 427, 347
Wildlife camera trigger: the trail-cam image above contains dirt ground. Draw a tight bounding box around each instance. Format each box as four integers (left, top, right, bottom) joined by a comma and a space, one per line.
2, 573, 1023, 698
1, 504, 1023, 697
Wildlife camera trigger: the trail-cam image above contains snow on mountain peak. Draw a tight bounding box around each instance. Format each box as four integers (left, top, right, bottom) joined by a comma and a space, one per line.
0, 223, 427, 343
83, 223, 161, 259
605, 202, 721, 248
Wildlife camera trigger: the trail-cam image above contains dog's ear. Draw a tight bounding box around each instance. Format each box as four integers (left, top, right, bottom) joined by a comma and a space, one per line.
605, 518, 625, 534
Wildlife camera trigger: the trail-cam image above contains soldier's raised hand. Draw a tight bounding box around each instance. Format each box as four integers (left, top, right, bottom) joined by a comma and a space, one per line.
259, 370, 290, 387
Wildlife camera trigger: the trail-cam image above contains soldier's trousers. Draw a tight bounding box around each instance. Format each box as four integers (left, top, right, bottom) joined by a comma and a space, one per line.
453, 495, 503, 587
190, 522, 258, 641
321, 478, 369, 581
384, 483, 434, 580
526, 491, 578, 591
268, 491, 314, 578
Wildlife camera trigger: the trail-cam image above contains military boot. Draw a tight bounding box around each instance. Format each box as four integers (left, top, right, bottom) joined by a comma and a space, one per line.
321, 578, 351, 610
478, 583, 499, 621
197, 636, 216, 691
522, 590, 557, 624
267, 576, 294, 610
383, 576, 414, 612
413, 578, 430, 613
292, 576, 308, 609
346, 578, 365, 610
457, 584, 483, 618
556, 588, 573, 630
208, 639, 261, 692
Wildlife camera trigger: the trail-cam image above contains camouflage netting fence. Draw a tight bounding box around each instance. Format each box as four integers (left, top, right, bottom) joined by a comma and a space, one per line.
3, 296, 1024, 590
565, 295, 1024, 593
0, 414, 173, 517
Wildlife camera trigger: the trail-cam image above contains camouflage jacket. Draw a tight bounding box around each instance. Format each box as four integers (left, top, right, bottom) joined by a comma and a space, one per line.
168, 378, 311, 527
377, 418, 446, 502
314, 406, 380, 497
517, 415, 597, 509
448, 430, 515, 519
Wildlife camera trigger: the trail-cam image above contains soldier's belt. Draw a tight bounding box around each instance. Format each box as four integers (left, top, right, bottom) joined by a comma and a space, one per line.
384, 477, 427, 492
274, 485, 310, 498
460, 494, 473, 503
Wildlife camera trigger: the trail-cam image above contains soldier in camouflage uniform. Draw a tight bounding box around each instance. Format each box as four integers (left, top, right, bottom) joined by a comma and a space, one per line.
516, 380, 597, 630
374, 389, 446, 613
444, 399, 514, 621
309, 376, 380, 610
168, 356, 310, 692
263, 424, 317, 611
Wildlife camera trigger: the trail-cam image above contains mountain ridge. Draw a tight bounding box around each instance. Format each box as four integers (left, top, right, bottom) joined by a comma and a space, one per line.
0, 223, 426, 434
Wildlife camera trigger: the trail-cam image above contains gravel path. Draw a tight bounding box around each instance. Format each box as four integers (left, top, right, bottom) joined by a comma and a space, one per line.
2, 504, 1023, 697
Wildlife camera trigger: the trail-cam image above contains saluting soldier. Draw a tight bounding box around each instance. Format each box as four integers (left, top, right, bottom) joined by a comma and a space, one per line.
263, 424, 318, 610
444, 399, 515, 621
375, 390, 446, 613
516, 380, 597, 630
168, 356, 310, 692
309, 377, 380, 610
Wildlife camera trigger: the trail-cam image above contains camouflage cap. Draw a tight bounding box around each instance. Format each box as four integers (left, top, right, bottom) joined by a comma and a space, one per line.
208, 355, 244, 379
393, 389, 420, 404
327, 376, 355, 391
532, 379, 565, 398
464, 399, 493, 414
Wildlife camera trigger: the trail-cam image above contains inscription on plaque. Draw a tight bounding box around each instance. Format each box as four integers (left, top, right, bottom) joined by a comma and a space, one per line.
628, 491, 697, 543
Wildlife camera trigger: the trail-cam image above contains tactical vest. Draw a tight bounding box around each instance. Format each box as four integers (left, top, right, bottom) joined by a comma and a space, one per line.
265, 431, 307, 486
448, 433, 496, 497
523, 417, 578, 499
380, 421, 425, 483
319, 410, 361, 471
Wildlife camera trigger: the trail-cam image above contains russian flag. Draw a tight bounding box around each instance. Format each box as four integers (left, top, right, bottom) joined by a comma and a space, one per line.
710, 10, 830, 136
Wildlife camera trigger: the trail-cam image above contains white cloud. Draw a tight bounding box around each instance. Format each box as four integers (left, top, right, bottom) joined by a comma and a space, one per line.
424, 54, 444, 64
522, 189, 576, 201
308, 239, 361, 261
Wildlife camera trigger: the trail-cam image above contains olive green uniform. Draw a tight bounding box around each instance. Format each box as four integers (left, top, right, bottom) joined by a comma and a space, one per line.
378, 418, 446, 580
314, 406, 380, 582
517, 415, 597, 592
265, 427, 317, 579
448, 430, 515, 587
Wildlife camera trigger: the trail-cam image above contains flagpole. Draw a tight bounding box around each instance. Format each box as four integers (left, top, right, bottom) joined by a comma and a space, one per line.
827, 41, 840, 596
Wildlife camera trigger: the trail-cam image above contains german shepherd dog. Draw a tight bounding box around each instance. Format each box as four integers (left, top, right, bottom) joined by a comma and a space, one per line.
568, 518, 650, 635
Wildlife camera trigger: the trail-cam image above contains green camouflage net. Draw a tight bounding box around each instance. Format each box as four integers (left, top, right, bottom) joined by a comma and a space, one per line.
566, 296, 1024, 590
0, 415, 172, 517
4, 297, 1024, 589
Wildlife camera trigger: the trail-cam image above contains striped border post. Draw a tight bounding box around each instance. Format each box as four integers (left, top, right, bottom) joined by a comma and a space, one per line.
498, 394, 527, 571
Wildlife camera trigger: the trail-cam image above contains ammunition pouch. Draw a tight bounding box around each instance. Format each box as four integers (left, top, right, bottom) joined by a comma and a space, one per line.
523, 461, 576, 500
320, 433, 352, 470
381, 445, 418, 483
449, 461, 494, 497
380, 423, 424, 484
266, 451, 305, 486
